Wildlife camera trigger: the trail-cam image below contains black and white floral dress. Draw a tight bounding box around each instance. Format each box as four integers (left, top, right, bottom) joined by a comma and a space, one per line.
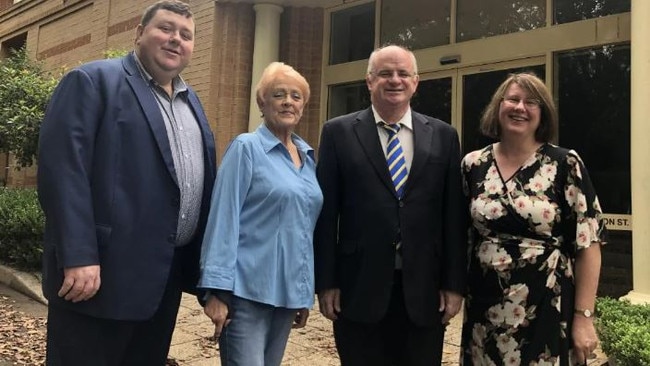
460, 143, 606, 366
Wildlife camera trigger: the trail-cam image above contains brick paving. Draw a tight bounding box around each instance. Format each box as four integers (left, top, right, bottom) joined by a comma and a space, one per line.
169, 293, 608, 366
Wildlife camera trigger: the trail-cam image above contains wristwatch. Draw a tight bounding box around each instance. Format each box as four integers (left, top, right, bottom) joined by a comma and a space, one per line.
574, 308, 594, 318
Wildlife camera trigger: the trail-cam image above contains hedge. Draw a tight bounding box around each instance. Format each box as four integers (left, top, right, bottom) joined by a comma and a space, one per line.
0, 187, 44, 271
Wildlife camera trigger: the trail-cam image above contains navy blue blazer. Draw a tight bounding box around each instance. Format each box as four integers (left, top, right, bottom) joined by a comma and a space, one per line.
37, 53, 217, 321
314, 108, 467, 327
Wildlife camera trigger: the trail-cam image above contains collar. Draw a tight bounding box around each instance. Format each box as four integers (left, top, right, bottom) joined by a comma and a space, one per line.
371, 105, 413, 131
257, 123, 314, 157
133, 52, 188, 94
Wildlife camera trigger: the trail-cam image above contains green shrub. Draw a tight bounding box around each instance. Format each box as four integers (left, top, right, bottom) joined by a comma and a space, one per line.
0, 187, 44, 271
596, 297, 650, 366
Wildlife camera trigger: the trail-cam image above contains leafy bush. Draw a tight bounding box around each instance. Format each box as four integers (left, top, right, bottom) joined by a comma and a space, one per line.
0, 188, 44, 271
596, 297, 650, 366
0, 46, 58, 168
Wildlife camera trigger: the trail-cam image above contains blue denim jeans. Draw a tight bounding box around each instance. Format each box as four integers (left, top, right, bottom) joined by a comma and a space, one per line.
219, 296, 297, 366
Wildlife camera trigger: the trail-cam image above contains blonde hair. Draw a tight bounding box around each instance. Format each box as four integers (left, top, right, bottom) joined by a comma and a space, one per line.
480, 72, 558, 142
255, 62, 310, 106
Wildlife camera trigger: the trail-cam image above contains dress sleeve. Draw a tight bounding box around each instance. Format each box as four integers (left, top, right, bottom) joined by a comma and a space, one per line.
563, 150, 607, 250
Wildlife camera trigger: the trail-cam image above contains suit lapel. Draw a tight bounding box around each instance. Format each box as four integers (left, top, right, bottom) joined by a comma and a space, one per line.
406, 112, 432, 193
123, 54, 178, 186
353, 108, 396, 197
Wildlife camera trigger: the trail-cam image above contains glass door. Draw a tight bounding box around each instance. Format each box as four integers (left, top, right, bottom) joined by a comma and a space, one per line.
456, 58, 546, 155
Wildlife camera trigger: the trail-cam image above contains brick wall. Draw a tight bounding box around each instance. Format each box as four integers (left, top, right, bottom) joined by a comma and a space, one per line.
1, 0, 328, 185
280, 6, 325, 152
209, 2, 255, 161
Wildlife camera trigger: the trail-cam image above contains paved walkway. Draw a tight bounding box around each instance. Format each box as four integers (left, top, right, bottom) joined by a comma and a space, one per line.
169, 293, 608, 365
0, 264, 609, 365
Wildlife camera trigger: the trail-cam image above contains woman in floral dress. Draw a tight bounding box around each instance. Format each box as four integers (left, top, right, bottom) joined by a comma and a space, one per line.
460, 73, 606, 366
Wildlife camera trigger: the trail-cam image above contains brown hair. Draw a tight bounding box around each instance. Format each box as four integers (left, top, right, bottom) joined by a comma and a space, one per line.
140, 1, 192, 27
480, 72, 558, 142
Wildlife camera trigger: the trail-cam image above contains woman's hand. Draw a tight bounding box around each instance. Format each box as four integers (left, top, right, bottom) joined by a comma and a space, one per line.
204, 294, 231, 340
293, 308, 309, 328
572, 316, 598, 365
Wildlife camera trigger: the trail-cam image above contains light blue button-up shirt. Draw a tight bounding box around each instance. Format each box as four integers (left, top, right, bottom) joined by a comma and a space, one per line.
199, 123, 323, 309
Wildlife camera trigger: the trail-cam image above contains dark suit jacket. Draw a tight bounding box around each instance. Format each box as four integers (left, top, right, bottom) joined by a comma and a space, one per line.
37, 52, 217, 321
314, 107, 466, 327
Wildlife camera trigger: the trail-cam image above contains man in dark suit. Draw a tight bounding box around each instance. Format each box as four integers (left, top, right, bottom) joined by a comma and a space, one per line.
314, 44, 467, 365
37, 1, 216, 365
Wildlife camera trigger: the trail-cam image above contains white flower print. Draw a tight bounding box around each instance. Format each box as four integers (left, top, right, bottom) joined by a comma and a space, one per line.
576, 220, 594, 248
519, 240, 545, 262
575, 192, 588, 214
486, 165, 500, 180
504, 350, 522, 366
484, 178, 504, 195
545, 249, 560, 270
464, 150, 484, 168
496, 334, 518, 354
472, 323, 488, 348
505, 179, 517, 193
503, 302, 526, 327
513, 195, 533, 218
539, 163, 557, 182
484, 200, 506, 220
551, 295, 561, 313
564, 184, 578, 208
527, 174, 551, 193
546, 272, 557, 289
487, 304, 506, 326
530, 199, 556, 226
505, 283, 529, 305
491, 249, 513, 272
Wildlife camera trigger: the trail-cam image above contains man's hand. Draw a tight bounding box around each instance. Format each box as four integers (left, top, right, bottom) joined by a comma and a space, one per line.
59, 265, 101, 302
318, 288, 341, 321
439, 290, 463, 325
572, 316, 598, 365
204, 295, 231, 340
293, 308, 309, 328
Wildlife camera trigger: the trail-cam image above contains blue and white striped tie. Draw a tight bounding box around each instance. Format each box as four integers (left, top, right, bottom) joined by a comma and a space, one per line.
381, 122, 408, 198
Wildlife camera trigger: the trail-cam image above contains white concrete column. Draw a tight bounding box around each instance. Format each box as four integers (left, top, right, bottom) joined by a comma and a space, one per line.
624, 0, 650, 304
248, 3, 283, 131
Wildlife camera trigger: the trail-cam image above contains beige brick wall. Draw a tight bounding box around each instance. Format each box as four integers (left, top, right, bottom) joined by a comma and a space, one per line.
281, 6, 325, 152
1, 0, 327, 186
209, 2, 255, 161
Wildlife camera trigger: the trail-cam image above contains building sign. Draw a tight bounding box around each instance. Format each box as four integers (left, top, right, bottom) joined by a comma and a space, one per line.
602, 214, 632, 231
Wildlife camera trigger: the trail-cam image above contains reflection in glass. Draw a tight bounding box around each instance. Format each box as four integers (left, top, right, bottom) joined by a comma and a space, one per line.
554, 0, 630, 24
461, 66, 545, 155
380, 0, 450, 50
329, 3, 375, 65
457, 0, 545, 42
411, 78, 452, 124
555, 44, 630, 215
327, 78, 452, 125
328, 82, 370, 119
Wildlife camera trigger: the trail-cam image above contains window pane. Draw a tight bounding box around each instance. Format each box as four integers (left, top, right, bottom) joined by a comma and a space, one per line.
555, 44, 631, 215
328, 82, 370, 119
554, 0, 630, 24
461, 66, 545, 155
380, 0, 450, 50
457, 0, 545, 42
329, 3, 375, 65
411, 78, 452, 124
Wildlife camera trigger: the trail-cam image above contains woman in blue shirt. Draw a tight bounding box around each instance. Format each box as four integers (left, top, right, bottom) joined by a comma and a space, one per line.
199, 62, 323, 366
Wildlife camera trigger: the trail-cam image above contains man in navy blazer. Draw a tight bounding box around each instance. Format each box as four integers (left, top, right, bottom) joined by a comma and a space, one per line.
314, 45, 467, 365
37, 1, 216, 365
